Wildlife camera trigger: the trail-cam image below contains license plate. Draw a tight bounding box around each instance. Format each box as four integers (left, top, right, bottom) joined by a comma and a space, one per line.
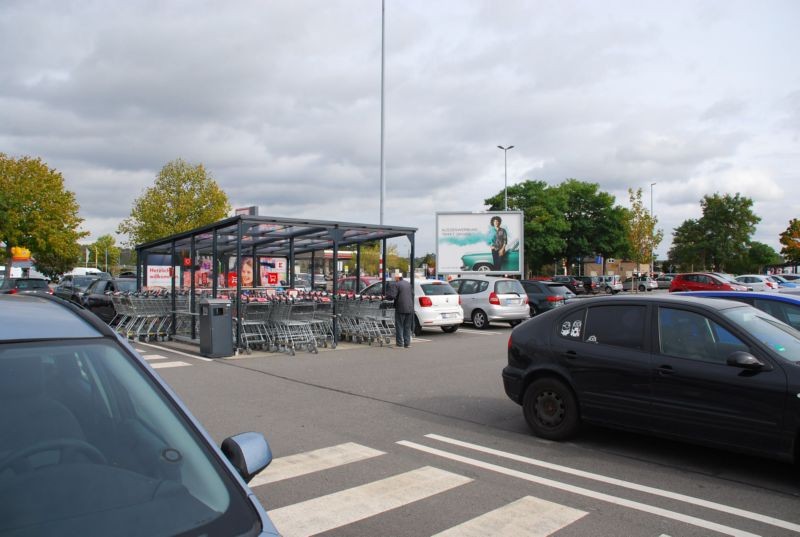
505, 299, 520, 305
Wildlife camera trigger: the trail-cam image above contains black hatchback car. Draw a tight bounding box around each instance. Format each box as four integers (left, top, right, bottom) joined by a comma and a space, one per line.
81, 277, 137, 324
503, 294, 800, 463
520, 280, 575, 316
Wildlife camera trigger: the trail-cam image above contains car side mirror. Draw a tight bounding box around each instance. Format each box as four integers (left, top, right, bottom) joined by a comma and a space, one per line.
221, 432, 272, 483
726, 351, 766, 370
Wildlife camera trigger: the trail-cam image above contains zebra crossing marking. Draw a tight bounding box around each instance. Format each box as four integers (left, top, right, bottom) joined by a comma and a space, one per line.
249, 442, 385, 488
432, 495, 587, 537
267, 466, 472, 537
398, 440, 761, 537
151, 361, 191, 369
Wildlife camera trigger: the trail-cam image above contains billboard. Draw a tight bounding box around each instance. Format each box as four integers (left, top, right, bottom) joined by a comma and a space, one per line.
436, 211, 524, 274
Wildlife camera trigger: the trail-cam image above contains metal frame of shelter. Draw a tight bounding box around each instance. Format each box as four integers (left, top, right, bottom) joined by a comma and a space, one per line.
134, 215, 417, 346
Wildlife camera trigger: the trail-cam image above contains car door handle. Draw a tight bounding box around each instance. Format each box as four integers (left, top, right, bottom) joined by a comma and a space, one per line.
561, 350, 578, 360
656, 365, 674, 376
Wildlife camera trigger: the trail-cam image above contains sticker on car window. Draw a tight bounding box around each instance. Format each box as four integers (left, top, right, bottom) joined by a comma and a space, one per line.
561, 320, 582, 338
570, 320, 582, 338
586, 335, 597, 343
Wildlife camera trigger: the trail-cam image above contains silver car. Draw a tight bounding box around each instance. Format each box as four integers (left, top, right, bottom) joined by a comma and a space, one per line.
449, 275, 529, 329
0, 295, 280, 536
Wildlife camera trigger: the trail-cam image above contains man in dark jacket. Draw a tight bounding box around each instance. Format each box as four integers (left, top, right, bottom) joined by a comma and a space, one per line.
386, 273, 414, 347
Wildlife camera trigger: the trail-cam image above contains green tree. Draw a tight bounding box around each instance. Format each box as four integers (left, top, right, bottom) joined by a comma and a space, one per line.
557, 180, 629, 273
699, 193, 760, 271
0, 153, 87, 277
668, 219, 705, 271
623, 188, 663, 273
118, 159, 230, 246
779, 219, 800, 264
87, 234, 121, 273
727, 242, 782, 274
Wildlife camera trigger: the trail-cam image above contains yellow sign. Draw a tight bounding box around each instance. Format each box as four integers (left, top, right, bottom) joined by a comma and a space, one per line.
11, 246, 31, 261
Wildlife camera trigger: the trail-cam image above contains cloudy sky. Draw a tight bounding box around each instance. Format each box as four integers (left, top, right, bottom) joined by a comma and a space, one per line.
2, 0, 798, 259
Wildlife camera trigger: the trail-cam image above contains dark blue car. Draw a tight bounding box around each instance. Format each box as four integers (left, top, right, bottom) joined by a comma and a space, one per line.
682, 291, 800, 331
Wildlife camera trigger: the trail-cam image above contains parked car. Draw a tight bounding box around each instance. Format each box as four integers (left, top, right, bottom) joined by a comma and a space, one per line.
54, 274, 106, 304
576, 276, 601, 294
336, 276, 380, 293
521, 280, 575, 316
669, 273, 748, 293
621, 276, 658, 292
768, 275, 798, 289
777, 273, 800, 283
735, 274, 779, 292
681, 291, 800, 331
502, 293, 800, 462
0, 294, 279, 536
597, 275, 623, 294
459, 239, 520, 272
0, 277, 53, 296
654, 275, 674, 289
361, 278, 463, 335
449, 275, 529, 329
550, 275, 586, 295
80, 277, 137, 324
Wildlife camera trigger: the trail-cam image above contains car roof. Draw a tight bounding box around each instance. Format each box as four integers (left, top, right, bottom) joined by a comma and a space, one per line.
0, 295, 108, 341
682, 291, 800, 304
556, 293, 749, 311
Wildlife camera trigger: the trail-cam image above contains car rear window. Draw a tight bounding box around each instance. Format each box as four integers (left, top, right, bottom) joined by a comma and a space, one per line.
546, 284, 573, 297
16, 280, 48, 289
495, 280, 525, 294
420, 282, 456, 295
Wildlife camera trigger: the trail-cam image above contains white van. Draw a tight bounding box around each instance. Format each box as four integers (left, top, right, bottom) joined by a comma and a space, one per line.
67, 267, 109, 277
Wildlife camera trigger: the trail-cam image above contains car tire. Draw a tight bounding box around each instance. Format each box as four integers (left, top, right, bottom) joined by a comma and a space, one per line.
473, 263, 493, 272
523, 377, 580, 440
638, 284, 646, 292
413, 316, 423, 336
441, 325, 459, 333
530, 305, 539, 317
604, 286, 613, 294
509, 319, 522, 327
472, 309, 489, 329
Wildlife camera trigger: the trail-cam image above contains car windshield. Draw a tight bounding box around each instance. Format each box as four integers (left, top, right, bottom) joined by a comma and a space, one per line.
721, 307, 800, 362
0, 339, 260, 536
117, 280, 137, 293
72, 276, 97, 290
420, 282, 457, 295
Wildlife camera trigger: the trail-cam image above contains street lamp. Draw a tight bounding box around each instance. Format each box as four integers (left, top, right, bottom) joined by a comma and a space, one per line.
497, 145, 514, 210
650, 182, 656, 275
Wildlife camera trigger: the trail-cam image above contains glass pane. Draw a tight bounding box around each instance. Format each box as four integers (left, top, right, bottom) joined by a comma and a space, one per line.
584, 306, 646, 349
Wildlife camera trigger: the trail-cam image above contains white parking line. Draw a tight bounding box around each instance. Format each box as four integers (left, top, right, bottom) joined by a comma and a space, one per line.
398, 441, 761, 537
432, 495, 587, 537
268, 466, 472, 537
457, 329, 504, 335
250, 442, 385, 487
424, 434, 800, 534
142, 353, 168, 361
136, 341, 214, 361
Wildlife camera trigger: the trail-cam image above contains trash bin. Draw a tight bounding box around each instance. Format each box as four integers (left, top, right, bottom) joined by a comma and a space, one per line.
199, 297, 233, 358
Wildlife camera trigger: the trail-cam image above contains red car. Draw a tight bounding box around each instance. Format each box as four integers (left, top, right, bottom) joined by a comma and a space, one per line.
669, 273, 748, 292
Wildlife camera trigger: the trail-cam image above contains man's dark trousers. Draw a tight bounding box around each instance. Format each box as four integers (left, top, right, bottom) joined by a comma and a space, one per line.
395, 311, 413, 347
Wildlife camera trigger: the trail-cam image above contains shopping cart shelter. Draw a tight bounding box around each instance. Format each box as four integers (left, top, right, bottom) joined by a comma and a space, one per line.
128, 215, 417, 355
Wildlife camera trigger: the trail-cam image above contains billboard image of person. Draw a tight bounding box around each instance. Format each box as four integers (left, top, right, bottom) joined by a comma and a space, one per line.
436, 211, 523, 274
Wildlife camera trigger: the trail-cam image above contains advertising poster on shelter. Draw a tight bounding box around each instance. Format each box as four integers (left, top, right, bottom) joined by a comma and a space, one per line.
147, 265, 181, 289
436, 211, 524, 274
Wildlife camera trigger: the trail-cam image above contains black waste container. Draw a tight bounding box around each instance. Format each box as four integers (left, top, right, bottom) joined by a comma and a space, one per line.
199, 297, 233, 358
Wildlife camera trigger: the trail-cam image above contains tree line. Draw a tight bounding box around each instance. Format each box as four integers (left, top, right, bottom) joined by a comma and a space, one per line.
2, 152, 799, 278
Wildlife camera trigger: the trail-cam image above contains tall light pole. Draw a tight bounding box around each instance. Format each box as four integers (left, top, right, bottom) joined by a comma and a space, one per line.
650, 182, 656, 275
379, 0, 386, 225
497, 145, 514, 210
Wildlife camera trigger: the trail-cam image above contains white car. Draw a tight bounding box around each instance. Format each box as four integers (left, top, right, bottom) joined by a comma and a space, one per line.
735, 274, 778, 292
361, 278, 464, 335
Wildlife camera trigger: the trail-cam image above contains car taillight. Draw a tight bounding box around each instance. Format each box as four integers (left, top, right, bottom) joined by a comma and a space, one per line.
508, 335, 513, 350
458, 295, 461, 305
489, 292, 500, 305
522, 295, 528, 304
419, 296, 433, 307
8, 289, 17, 294
546, 295, 564, 302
